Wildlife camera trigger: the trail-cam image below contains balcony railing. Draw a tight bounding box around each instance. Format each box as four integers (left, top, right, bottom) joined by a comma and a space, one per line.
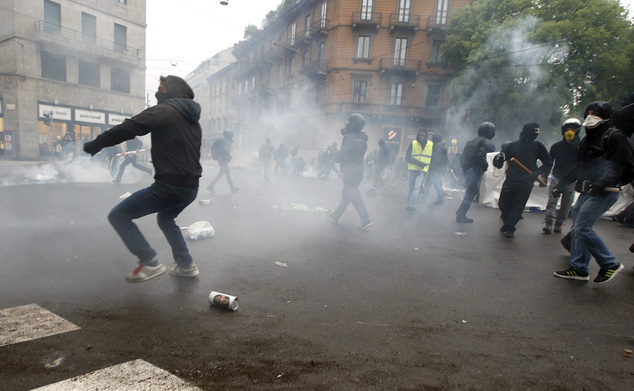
310, 18, 330, 35
323, 102, 446, 118
388, 14, 420, 32
301, 60, 328, 78
379, 57, 421, 75
34, 21, 140, 57
352, 11, 382, 30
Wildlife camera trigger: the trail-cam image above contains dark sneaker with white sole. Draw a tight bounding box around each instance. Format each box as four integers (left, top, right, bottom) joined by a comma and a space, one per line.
125, 262, 167, 283
593, 263, 623, 284
554, 267, 589, 281
358, 220, 373, 231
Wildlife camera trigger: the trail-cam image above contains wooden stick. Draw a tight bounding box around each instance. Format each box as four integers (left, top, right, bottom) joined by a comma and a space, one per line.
510, 157, 548, 186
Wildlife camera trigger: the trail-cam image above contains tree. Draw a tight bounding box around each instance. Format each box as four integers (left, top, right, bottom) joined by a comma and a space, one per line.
243, 24, 260, 40
443, 0, 634, 141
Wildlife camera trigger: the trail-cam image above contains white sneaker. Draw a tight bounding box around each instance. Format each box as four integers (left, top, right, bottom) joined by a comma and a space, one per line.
125, 262, 166, 283
169, 263, 199, 277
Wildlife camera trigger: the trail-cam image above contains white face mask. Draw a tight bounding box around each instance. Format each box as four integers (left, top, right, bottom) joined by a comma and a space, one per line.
583, 115, 604, 129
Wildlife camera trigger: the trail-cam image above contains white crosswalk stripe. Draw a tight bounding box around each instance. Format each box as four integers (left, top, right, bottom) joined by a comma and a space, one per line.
0, 304, 80, 347
31, 359, 203, 391
1, 305, 202, 390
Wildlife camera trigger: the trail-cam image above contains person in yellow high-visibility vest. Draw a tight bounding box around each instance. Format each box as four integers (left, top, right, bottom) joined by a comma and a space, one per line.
405, 128, 433, 211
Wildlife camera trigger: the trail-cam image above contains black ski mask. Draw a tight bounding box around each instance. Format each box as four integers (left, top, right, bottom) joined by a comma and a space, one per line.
155, 91, 175, 104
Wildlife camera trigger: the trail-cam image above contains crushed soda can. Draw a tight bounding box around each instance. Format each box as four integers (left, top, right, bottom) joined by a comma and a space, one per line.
199, 199, 211, 206
209, 291, 239, 311
625, 349, 632, 358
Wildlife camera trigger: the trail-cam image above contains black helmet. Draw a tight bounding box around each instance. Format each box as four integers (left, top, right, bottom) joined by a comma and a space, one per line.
584, 101, 613, 120
223, 129, 234, 142
347, 113, 366, 132
477, 122, 496, 140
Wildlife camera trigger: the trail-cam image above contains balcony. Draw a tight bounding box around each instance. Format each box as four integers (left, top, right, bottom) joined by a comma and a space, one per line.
301, 60, 328, 79
257, 82, 273, 96
323, 102, 447, 119
379, 57, 421, 76
34, 21, 140, 58
388, 14, 420, 33
426, 15, 447, 39
310, 18, 330, 36
352, 11, 382, 31
292, 29, 312, 47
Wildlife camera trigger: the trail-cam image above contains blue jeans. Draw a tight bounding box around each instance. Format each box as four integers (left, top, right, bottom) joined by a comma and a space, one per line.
569, 192, 620, 274
108, 181, 198, 268
407, 170, 426, 206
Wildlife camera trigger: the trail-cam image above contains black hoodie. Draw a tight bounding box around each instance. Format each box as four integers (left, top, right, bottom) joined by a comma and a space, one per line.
84, 98, 202, 187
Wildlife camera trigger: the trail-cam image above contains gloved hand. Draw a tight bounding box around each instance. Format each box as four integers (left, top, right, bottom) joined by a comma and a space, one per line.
83, 140, 101, 156
587, 183, 604, 196
551, 187, 562, 198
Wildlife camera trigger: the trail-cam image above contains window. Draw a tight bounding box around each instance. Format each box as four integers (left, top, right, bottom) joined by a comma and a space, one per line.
43, 0, 61, 33
353, 80, 368, 103
114, 23, 127, 52
356, 35, 371, 59
318, 42, 325, 61
289, 57, 295, 77
393, 37, 408, 66
41, 50, 66, 81
321, 2, 328, 28
361, 0, 374, 21
82, 12, 96, 43
78, 60, 100, 87
435, 0, 450, 25
305, 14, 311, 35
290, 22, 297, 46
277, 63, 282, 80
390, 83, 403, 105
302, 50, 309, 66
426, 85, 441, 108
430, 41, 443, 64
111, 67, 130, 93
398, 0, 411, 23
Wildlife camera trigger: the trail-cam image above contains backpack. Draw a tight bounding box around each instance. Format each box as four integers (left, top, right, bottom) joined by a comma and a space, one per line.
211, 139, 223, 161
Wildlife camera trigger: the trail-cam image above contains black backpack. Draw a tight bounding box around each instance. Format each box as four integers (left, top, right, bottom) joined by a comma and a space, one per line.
211, 139, 223, 161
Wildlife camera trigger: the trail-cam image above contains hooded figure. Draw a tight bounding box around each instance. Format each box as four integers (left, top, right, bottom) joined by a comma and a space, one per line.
554, 101, 634, 284
495, 122, 551, 238
541, 118, 581, 234
82, 75, 202, 282
328, 113, 373, 230
207, 129, 239, 194
455, 122, 496, 223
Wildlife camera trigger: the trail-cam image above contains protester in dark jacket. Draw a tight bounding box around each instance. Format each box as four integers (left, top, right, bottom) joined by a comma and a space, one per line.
328, 113, 373, 230
112, 137, 152, 183
493, 122, 552, 238
542, 118, 581, 234
207, 130, 238, 193
372, 139, 390, 187
455, 122, 496, 223
83, 75, 202, 283
554, 101, 634, 284
422, 133, 448, 204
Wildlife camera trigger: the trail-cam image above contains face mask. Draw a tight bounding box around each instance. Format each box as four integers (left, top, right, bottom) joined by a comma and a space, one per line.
155, 91, 172, 104
583, 115, 604, 129
564, 130, 576, 143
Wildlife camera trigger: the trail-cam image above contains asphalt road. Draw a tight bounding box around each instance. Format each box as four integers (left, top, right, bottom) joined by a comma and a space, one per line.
1, 161, 633, 390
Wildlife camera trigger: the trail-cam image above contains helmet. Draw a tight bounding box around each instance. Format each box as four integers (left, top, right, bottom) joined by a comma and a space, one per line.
584, 101, 613, 120
223, 130, 234, 142
477, 122, 496, 140
347, 113, 366, 132
561, 118, 581, 134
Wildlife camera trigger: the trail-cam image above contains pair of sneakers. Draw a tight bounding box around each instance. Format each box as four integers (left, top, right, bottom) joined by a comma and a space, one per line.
125, 261, 199, 283
554, 264, 624, 284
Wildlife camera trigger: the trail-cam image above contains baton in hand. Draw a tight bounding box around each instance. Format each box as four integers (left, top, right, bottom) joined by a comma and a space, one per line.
510, 157, 547, 187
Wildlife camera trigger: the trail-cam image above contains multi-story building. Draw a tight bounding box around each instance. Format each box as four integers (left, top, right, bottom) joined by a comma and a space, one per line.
229, 0, 470, 158
0, 0, 146, 160
185, 48, 236, 157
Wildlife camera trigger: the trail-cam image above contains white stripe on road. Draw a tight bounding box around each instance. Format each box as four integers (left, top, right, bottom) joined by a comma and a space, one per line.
0, 304, 80, 347
32, 359, 203, 391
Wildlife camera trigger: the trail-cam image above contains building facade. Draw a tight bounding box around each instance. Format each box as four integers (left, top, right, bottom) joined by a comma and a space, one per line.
0, 0, 146, 160
228, 0, 470, 159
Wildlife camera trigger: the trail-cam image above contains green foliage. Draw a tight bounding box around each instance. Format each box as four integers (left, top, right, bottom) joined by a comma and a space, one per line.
243, 24, 260, 39
443, 0, 634, 140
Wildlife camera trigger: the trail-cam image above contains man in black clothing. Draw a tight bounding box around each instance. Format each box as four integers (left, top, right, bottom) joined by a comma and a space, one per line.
455, 122, 496, 223
328, 113, 373, 230
112, 137, 152, 183
207, 130, 239, 194
422, 133, 449, 205
83, 75, 202, 283
493, 122, 552, 238
542, 118, 581, 234
372, 139, 390, 187
554, 101, 634, 284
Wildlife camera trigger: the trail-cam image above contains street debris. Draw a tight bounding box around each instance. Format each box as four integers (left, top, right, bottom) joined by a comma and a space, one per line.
185, 221, 214, 241
275, 261, 288, 268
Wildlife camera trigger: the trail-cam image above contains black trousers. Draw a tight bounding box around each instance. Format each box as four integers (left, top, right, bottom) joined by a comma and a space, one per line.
498, 180, 533, 233
332, 166, 370, 223
456, 167, 483, 217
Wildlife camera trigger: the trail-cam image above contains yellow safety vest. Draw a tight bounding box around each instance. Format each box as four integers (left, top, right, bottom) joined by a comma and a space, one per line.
408, 140, 433, 172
